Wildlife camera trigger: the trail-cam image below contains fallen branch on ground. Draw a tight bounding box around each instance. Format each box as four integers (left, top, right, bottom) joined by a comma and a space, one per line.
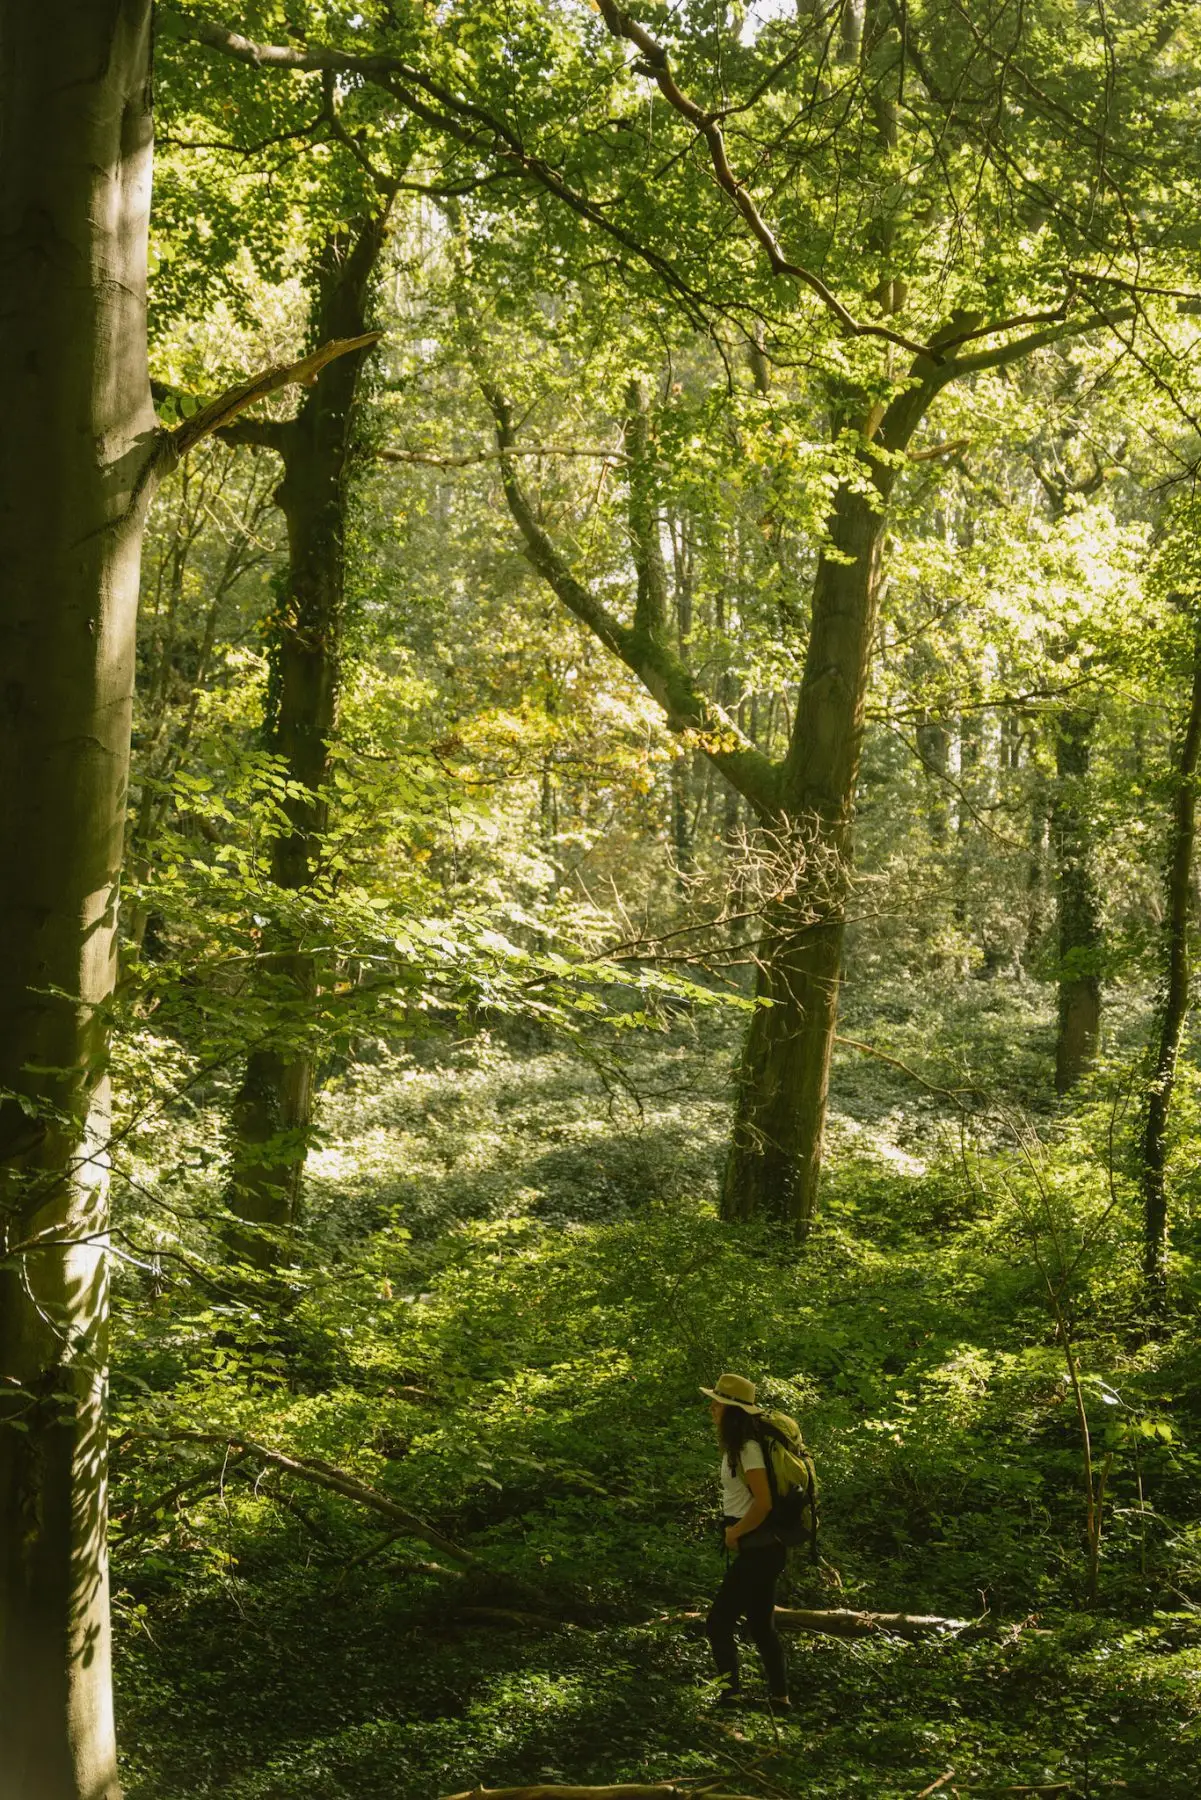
775, 1605, 976, 1639
137, 1430, 501, 1579
442, 1788, 764, 1800
658, 1606, 981, 1640
115, 1451, 251, 1541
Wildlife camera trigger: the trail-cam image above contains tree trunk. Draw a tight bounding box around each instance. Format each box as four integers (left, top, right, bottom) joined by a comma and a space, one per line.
669, 758, 694, 884
226, 217, 389, 1266
1052, 708, 1102, 1092
0, 5, 155, 1794
486, 359, 938, 1236
721, 483, 886, 1232
915, 711, 951, 847
1141, 623, 1201, 1309
1024, 759, 1049, 968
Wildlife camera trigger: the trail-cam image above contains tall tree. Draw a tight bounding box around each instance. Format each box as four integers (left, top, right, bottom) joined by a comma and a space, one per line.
484, 328, 1128, 1229
0, 12, 154, 1792
0, 10, 374, 1781
172, 0, 1201, 1232
221, 212, 392, 1265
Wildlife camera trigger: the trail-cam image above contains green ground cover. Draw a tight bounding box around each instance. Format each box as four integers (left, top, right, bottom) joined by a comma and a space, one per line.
111, 994, 1201, 1799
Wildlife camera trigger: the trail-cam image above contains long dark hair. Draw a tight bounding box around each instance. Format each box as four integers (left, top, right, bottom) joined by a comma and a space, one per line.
719, 1404, 765, 1475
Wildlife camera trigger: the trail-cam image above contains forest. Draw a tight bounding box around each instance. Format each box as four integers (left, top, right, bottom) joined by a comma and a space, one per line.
3, 3, 1201, 1797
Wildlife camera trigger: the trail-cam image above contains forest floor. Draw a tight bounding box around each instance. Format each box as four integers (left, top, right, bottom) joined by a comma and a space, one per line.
111, 975, 1201, 1799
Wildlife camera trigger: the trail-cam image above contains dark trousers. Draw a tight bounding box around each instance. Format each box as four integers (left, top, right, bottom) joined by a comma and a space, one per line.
706, 1531, 788, 1699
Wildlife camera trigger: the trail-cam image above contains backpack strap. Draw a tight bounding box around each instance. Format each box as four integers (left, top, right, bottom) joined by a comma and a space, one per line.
736, 1429, 778, 1501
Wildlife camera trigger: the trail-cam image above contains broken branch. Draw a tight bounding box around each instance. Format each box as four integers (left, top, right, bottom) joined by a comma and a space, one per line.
160, 333, 382, 468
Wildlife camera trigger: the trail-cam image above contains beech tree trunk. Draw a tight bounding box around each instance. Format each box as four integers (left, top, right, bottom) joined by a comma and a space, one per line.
721, 482, 885, 1230
0, 6, 155, 1794
226, 216, 389, 1265
1141, 623, 1201, 1309
1052, 708, 1102, 1092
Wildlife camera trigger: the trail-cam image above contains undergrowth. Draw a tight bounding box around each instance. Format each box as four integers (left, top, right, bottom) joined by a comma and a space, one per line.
111, 991, 1201, 1799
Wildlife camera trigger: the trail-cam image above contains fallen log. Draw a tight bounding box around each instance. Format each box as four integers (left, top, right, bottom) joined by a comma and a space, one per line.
775, 1606, 974, 1639
442, 1788, 763, 1800
658, 1606, 977, 1640
140, 1428, 488, 1571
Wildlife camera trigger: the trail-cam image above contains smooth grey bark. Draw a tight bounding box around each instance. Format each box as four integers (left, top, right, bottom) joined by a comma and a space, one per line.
0, 13, 381, 1777
225, 213, 390, 1265
0, 7, 155, 1796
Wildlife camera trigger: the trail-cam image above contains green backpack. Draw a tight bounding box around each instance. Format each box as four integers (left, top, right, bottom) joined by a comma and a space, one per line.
738, 1410, 819, 1561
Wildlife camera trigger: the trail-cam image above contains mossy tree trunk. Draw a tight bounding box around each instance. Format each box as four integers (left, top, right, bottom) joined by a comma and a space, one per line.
720, 480, 886, 1227
225, 213, 390, 1266
0, 7, 155, 1794
1141, 622, 1201, 1310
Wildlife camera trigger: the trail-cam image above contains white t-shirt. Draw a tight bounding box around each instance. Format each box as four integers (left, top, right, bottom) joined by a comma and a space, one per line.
719, 1437, 765, 1519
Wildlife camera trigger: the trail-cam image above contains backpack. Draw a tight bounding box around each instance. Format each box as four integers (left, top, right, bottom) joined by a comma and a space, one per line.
738, 1410, 819, 1562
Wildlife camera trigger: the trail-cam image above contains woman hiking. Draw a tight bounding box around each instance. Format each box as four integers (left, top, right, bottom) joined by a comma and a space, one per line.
701, 1372, 790, 1714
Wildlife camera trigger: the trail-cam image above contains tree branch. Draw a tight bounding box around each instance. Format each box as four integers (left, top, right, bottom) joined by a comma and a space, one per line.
375, 444, 624, 468
440, 1789, 763, 1800
482, 382, 781, 818
907, 437, 970, 463
592, 0, 931, 358
181, 16, 712, 323
939, 306, 1137, 383
140, 1429, 487, 1571
159, 333, 383, 471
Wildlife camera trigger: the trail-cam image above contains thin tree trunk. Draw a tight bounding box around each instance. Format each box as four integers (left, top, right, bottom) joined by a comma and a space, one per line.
915, 711, 951, 846
671, 511, 696, 885
1052, 708, 1102, 1092
0, 7, 155, 1794
952, 712, 979, 931
226, 214, 391, 1266
1141, 623, 1201, 1308
1024, 761, 1050, 968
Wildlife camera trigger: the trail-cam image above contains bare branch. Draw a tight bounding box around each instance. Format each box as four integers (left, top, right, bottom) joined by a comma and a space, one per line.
160, 333, 382, 470
140, 1428, 485, 1570
907, 437, 970, 463
375, 444, 624, 469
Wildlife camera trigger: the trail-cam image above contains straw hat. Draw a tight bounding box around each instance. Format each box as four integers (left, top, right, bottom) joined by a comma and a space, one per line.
700, 1373, 762, 1414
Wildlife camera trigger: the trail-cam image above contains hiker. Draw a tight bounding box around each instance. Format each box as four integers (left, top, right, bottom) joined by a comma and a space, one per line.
701, 1372, 791, 1714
